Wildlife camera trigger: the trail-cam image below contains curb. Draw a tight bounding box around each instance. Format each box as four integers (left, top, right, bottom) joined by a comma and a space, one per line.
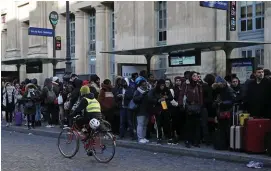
2, 126, 271, 167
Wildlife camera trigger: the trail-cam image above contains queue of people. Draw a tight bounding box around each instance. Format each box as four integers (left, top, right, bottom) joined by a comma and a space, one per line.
1, 67, 271, 150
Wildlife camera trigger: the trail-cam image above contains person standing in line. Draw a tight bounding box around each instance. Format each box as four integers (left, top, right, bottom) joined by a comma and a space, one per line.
133, 80, 150, 144
2, 82, 16, 127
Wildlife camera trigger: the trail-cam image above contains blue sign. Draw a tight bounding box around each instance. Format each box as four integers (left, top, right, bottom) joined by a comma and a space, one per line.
200, 1, 228, 10
28, 27, 54, 37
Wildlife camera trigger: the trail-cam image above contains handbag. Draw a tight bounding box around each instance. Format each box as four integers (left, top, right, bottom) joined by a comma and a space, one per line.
128, 100, 138, 110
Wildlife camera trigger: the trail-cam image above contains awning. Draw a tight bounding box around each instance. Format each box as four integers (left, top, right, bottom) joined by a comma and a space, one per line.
1, 57, 77, 65
100, 41, 270, 56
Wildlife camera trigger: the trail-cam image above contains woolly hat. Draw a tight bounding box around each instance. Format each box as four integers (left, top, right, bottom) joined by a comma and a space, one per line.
80, 85, 90, 95
82, 80, 89, 86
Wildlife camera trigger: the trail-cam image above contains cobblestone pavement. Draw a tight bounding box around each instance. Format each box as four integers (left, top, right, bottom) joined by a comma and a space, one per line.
1, 131, 269, 171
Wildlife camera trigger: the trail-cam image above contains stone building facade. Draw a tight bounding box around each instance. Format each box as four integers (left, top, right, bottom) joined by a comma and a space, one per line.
1, 1, 271, 83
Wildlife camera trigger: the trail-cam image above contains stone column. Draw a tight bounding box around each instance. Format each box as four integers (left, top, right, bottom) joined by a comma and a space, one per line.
105, 6, 113, 79
95, 4, 107, 81
215, 10, 227, 76
28, 1, 48, 58
74, 10, 86, 75
1, 30, 7, 58
19, 22, 29, 81
264, 3, 271, 69
6, 0, 20, 58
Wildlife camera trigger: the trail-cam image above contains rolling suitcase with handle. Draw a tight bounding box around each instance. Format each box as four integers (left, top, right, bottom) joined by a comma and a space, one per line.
230, 104, 244, 151
244, 119, 271, 153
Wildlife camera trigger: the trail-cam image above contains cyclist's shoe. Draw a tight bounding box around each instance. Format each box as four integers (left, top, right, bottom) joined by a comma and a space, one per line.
87, 150, 94, 156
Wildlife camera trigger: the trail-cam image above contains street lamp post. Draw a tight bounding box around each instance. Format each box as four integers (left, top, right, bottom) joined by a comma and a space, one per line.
65, 1, 72, 75
49, 11, 59, 76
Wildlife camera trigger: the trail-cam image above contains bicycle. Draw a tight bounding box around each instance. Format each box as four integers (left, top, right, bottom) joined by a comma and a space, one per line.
57, 115, 116, 163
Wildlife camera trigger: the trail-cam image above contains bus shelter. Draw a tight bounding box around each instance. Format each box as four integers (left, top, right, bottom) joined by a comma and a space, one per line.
100, 41, 270, 74
1, 57, 77, 80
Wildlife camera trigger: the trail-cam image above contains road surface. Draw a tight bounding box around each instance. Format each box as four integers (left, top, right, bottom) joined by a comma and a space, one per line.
1, 130, 267, 171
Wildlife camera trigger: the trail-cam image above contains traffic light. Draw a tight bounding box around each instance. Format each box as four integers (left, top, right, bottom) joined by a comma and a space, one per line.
55, 36, 61, 50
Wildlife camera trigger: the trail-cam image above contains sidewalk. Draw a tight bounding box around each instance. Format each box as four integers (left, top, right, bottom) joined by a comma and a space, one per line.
1, 122, 271, 166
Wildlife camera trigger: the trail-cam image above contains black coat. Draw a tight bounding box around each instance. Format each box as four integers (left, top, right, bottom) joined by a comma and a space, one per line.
133, 89, 149, 116
244, 78, 271, 118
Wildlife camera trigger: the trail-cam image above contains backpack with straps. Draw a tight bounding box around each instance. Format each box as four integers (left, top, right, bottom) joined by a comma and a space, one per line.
46, 87, 56, 104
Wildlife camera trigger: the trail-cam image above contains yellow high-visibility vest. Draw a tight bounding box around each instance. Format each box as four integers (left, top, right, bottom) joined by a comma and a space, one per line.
85, 97, 101, 113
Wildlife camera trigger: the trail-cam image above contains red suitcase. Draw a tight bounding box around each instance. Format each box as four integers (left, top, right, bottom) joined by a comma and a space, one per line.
244, 119, 271, 153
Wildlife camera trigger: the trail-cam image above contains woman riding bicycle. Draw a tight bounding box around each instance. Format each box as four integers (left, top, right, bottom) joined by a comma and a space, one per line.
70, 85, 107, 133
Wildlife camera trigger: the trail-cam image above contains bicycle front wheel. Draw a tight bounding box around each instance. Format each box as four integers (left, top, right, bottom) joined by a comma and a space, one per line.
92, 131, 116, 163
57, 127, 80, 158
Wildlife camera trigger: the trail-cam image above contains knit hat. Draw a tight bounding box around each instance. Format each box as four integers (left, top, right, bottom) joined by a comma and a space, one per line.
80, 85, 90, 95
82, 80, 89, 86
215, 76, 227, 84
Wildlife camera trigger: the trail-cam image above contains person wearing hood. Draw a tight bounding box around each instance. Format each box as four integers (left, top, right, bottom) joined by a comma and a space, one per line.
23, 83, 39, 129
212, 75, 235, 149
41, 78, 57, 128
2, 82, 16, 127
178, 71, 203, 148
133, 80, 150, 144
114, 78, 134, 139
148, 79, 173, 144
135, 70, 148, 85
98, 79, 116, 133
31, 78, 42, 126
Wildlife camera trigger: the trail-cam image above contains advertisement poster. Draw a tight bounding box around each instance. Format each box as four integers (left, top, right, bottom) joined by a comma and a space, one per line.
231, 61, 253, 84
121, 65, 147, 78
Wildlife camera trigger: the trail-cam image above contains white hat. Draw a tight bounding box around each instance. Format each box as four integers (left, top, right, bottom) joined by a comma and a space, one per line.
52, 76, 59, 82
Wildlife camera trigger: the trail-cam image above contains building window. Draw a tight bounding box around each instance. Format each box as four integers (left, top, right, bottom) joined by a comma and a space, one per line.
240, 1, 264, 32
156, 1, 167, 45
255, 48, 264, 66
88, 11, 96, 74
110, 11, 115, 80
70, 14, 75, 73
241, 50, 253, 58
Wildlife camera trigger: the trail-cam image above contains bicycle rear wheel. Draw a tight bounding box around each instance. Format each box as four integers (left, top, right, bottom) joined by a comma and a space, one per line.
92, 131, 116, 163
57, 127, 80, 158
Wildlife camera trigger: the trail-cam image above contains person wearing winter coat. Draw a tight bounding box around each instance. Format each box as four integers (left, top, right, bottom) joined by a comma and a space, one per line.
90, 74, 101, 97
148, 79, 173, 144
41, 78, 58, 128
31, 78, 42, 126
178, 71, 203, 148
98, 79, 116, 133
133, 80, 150, 144
114, 78, 134, 139
23, 83, 39, 129
2, 82, 16, 127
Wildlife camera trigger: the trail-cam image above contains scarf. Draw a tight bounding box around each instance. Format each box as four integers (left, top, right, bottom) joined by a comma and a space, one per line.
2, 86, 15, 106
91, 82, 100, 93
